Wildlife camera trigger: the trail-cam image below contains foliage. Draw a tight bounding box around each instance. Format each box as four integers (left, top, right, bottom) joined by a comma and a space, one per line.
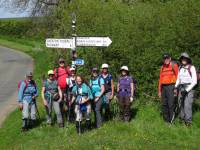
1, 0, 200, 98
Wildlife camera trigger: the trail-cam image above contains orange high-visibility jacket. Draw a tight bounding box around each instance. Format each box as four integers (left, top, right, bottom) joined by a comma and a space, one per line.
158, 63, 179, 93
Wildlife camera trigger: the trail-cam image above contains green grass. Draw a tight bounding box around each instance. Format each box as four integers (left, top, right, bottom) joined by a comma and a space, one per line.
0, 36, 200, 150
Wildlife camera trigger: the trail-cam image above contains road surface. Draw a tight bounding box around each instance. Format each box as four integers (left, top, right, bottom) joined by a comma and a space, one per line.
0, 46, 33, 127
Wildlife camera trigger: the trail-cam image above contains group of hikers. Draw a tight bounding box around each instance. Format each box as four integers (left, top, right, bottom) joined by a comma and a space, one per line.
18, 58, 135, 133
17, 52, 199, 133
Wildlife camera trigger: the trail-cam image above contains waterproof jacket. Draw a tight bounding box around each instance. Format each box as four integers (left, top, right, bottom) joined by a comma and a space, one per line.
159, 63, 178, 93
72, 83, 93, 104
18, 80, 38, 103
54, 66, 70, 89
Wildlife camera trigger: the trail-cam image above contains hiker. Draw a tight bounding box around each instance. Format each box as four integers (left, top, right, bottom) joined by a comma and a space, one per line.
100, 64, 114, 121
70, 75, 93, 133
41, 70, 64, 127
66, 67, 77, 122
174, 52, 197, 126
18, 72, 38, 131
117, 66, 134, 122
90, 68, 105, 128
158, 53, 179, 123
54, 58, 70, 123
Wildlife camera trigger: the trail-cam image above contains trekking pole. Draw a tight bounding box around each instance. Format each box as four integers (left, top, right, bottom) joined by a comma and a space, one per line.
34, 101, 40, 120
66, 102, 71, 128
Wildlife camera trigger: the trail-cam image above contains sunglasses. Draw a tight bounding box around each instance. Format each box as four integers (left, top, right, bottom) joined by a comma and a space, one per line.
59, 61, 65, 64
49, 74, 54, 77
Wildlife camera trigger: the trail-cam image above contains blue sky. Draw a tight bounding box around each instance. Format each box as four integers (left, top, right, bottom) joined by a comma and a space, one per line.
0, 7, 28, 18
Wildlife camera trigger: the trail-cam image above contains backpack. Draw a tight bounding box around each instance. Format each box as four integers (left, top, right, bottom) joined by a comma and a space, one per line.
18, 80, 36, 94
44, 80, 60, 101
90, 76, 101, 88
161, 61, 179, 75
101, 74, 112, 93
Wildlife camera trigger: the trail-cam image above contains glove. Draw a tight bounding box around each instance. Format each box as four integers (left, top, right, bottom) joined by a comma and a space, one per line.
130, 97, 134, 103
181, 90, 188, 97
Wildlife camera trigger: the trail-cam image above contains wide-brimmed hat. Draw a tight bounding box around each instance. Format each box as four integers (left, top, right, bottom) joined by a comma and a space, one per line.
179, 52, 192, 63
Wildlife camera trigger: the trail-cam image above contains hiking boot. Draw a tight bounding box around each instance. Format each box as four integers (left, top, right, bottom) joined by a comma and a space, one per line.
185, 122, 192, 127
86, 120, 91, 131
76, 121, 82, 134
29, 119, 36, 129
21, 119, 28, 132
58, 123, 64, 128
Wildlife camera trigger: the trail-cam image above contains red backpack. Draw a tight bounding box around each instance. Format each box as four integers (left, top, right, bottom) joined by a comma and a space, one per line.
18, 80, 36, 93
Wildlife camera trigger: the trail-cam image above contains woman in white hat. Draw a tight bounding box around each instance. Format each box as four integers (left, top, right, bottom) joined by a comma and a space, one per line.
100, 64, 114, 121
117, 66, 134, 122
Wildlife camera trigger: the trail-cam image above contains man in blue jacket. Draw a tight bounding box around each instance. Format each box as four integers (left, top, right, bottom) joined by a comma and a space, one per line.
18, 72, 38, 131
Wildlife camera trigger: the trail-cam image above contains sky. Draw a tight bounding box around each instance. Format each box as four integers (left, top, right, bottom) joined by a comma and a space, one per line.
0, 7, 29, 18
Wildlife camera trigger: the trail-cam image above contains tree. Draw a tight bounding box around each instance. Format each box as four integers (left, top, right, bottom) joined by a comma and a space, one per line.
0, 0, 62, 16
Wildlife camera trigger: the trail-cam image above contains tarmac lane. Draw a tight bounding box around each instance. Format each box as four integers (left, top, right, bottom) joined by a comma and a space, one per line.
0, 46, 33, 127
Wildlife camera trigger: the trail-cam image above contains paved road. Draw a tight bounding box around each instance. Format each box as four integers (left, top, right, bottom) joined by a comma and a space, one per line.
0, 46, 33, 127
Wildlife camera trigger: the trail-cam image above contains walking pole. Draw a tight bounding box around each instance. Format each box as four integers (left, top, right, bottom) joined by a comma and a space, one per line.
34, 101, 40, 120
66, 101, 71, 128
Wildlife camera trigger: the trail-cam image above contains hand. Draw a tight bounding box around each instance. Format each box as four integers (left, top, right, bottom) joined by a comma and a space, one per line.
158, 92, 161, 98
19, 103, 23, 110
58, 99, 62, 103
32, 96, 36, 100
109, 94, 114, 100
130, 97, 134, 103
81, 98, 87, 104
95, 97, 100, 103
43, 100, 48, 106
181, 90, 188, 97
174, 89, 178, 96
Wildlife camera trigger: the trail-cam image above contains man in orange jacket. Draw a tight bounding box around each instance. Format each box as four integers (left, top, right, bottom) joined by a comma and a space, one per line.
158, 53, 178, 123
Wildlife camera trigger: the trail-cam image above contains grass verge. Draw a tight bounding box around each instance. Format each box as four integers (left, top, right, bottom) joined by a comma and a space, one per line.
0, 36, 200, 150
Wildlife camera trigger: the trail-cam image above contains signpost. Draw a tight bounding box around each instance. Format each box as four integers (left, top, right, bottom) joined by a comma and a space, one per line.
46, 37, 112, 48
45, 13, 112, 68
76, 37, 112, 47
46, 38, 75, 49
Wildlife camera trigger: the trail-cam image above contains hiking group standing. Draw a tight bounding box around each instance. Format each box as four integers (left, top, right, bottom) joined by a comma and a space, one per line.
17, 51, 199, 132
159, 52, 199, 126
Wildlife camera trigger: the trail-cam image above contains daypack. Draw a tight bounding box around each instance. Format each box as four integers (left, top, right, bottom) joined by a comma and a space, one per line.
161, 61, 179, 75
44, 80, 59, 101
101, 74, 112, 93
90, 76, 101, 89
18, 80, 36, 94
